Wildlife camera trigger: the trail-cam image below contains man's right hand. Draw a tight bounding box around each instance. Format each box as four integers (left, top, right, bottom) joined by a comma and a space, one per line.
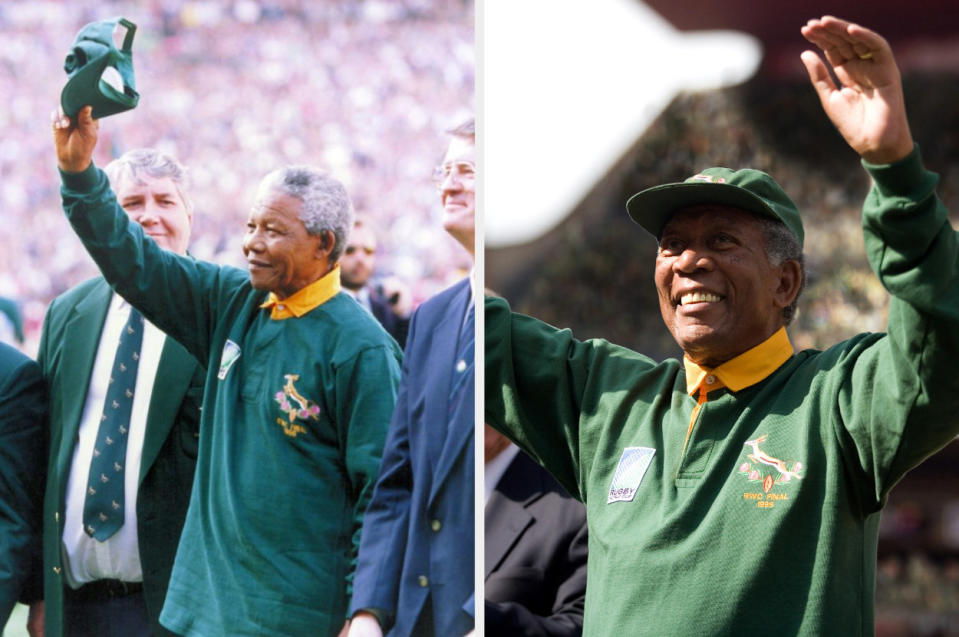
52, 105, 98, 173
27, 600, 44, 637
347, 611, 384, 637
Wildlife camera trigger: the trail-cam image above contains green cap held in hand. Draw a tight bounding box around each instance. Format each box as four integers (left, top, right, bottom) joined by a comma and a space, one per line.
61, 17, 140, 119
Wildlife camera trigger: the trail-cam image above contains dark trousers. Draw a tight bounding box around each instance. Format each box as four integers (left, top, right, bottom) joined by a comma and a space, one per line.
62, 580, 152, 637
408, 595, 435, 637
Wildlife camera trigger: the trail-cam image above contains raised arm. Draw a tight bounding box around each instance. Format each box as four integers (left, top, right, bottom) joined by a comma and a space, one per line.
800, 15, 914, 164
51, 105, 246, 365
800, 19, 959, 506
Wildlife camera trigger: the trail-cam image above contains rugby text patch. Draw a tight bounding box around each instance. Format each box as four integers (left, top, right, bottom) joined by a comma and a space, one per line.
607, 446, 656, 503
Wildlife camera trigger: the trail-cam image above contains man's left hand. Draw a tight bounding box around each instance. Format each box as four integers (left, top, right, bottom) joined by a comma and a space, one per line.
800, 15, 914, 164
346, 612, 383, 637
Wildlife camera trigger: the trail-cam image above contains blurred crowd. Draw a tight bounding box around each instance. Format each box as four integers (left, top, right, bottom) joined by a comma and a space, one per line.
877, 471, 959, 632
876, 554, 959, 635
0, 0, 474, 354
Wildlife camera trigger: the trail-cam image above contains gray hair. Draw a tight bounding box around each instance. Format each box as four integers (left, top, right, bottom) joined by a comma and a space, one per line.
258, 166, 354, 263
103, 148, 192, 211
757, 216, 805, 325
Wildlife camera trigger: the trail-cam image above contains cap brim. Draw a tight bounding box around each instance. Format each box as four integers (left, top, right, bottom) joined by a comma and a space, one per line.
626, 181, 783, 239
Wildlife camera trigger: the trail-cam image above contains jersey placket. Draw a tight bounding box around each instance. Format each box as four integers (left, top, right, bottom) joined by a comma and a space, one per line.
675, 373, 725, 482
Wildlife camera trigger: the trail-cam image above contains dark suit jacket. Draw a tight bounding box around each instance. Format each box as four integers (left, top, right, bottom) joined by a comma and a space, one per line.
0, 297, 24, 344
369, 288, 410, 349
351, 277, 474, 636
35, 278, 204, 637
0, 342, 46, 623
485, 450, 588, 636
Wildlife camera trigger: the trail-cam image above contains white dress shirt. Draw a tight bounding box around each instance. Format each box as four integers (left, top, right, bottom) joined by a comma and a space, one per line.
62, 295, 166, 586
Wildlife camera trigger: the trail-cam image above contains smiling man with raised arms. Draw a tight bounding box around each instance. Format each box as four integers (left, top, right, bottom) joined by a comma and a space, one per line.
486, 16, 959, 635
52, 104, 402, 636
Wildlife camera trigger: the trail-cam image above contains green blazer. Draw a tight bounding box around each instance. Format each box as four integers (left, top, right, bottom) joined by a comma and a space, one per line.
0, 341, 45, 624
35, 277, 203, 637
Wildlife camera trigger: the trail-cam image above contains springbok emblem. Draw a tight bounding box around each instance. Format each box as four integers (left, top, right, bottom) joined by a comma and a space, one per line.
743, 434, 803, 483
273, 374, 320, 438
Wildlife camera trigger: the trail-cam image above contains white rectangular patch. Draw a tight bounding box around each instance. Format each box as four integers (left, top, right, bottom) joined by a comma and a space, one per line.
607, 446, 656, 504
217, 340, 241, 380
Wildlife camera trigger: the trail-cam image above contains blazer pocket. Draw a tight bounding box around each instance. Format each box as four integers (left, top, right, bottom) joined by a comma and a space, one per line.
487, 566, 546, 607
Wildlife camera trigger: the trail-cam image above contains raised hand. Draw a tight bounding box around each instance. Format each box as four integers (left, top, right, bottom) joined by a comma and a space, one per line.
52, 105, 98, 173
800, 16, 914, 164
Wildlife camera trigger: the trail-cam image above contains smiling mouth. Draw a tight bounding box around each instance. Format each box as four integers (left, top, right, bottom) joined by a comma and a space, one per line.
680, 291, 723, 306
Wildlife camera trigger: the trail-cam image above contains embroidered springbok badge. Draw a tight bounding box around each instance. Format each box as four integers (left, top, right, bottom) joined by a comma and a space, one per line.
738, 434, 804, 509
274, 374, 320, 438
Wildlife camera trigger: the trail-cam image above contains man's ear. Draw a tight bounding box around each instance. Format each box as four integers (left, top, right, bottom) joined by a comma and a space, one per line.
774, 259, 803, 309
316, 229, 336, 261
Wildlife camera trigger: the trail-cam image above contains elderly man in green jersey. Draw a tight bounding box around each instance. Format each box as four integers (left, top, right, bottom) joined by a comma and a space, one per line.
486, 16, 959, 636
52, 106, 402, 634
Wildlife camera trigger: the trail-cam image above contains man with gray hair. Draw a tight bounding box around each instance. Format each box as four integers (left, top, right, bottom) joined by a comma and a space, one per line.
30, 147, 204, 637
351, 118, 476, 637
52, 108, 402, 636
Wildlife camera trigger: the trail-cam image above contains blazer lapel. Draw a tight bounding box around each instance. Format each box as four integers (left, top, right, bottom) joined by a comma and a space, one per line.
419, 281, 466, 474
484, 489, 533, 578
138, 337, 196, 483
55, 282, 111, 473
483, 452, 547, 577
428, 281, 473, 504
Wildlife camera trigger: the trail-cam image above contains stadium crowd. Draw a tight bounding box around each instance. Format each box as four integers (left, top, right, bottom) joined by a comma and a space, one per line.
0, 0, 474, 354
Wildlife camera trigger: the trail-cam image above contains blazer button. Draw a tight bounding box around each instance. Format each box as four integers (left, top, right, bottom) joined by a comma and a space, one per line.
417, 575, 429, 588
52, 567, 61, 575
430, 519, 442, 532
54, 512, 60, 522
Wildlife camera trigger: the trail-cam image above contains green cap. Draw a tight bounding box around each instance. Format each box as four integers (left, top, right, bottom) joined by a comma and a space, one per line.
625, 167, 804, 247
60, 17, 140, 119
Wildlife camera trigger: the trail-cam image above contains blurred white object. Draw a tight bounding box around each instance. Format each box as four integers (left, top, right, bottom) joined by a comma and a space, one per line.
483, 0, 762, 246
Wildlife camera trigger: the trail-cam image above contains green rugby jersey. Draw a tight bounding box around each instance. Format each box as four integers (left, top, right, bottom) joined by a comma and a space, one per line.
486, 148, 959, 636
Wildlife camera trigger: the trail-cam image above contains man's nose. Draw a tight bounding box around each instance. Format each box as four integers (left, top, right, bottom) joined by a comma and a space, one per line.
243, 230, 262, 254
441, 172, 464, 195
673, 247, 714, 273
135, 202, 160, 225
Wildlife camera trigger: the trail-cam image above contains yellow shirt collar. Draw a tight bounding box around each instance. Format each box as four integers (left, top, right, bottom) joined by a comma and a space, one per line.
684, 327, 794, 396
259, 265, 341, 320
